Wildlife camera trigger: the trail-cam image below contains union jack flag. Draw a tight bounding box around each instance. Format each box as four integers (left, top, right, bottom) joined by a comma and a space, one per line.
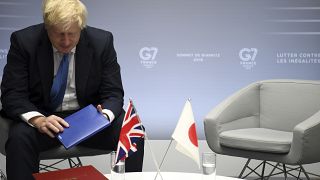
115, 100, 145, 163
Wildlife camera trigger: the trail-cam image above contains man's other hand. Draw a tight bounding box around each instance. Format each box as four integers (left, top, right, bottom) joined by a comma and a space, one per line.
29, 115, 70, 138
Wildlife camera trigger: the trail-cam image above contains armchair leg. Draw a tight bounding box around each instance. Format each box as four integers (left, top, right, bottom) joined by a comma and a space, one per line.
39, 157, 83, 172
238, 159, 266, 179
300, 165, 310, 180
238, 159, 319, 180
261, 161, 266, 180
282, 164, 287, 180
238, 159, 251, 178
68, 157, 83, 168
265, 162, 279, 180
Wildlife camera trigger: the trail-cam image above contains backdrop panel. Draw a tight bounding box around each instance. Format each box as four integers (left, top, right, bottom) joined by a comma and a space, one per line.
1, 0, 320, 139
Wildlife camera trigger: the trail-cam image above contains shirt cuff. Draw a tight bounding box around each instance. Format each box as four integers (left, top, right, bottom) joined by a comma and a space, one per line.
20, 111, 45, 127
101, 109, 115, 122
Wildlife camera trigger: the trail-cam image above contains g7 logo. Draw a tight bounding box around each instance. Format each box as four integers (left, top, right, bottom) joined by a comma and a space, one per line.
139, 47, 158, 61
239, 48, 258, 61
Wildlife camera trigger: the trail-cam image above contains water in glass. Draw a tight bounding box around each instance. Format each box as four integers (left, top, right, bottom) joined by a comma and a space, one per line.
202, 152, 216, 180
110, 151, 125, 180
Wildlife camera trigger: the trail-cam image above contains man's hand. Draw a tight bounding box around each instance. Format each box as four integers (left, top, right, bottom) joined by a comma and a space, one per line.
97, 104, 110, 121
97, 104, 103, 113
29, 115, 69, 138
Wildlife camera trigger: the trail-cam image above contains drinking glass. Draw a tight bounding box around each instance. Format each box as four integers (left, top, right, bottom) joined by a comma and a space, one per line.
202, 152, 216, 180
110, 151, 125, 180
0, 170, 6, 180
0, 163, 6, 180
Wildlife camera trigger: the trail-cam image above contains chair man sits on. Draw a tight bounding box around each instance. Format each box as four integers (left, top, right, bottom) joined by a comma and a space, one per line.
0, 102, 111, 175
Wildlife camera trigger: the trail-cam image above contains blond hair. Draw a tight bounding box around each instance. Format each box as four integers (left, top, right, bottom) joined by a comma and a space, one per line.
43, 0, 87, 30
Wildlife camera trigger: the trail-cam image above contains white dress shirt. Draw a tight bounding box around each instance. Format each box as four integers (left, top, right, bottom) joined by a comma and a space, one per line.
21, 47, 115, 125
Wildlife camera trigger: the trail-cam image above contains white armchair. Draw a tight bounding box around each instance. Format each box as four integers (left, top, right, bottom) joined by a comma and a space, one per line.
204, 79, 320, 179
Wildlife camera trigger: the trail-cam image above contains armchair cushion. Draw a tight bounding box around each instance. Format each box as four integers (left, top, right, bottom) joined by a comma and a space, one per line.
220, 128, 293, 153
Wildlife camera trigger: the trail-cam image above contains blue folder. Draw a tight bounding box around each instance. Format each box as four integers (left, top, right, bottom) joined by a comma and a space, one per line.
57, 104, 111, 149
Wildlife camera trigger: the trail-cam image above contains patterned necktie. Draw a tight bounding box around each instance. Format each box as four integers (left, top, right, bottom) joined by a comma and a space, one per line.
50, 54, 69, 110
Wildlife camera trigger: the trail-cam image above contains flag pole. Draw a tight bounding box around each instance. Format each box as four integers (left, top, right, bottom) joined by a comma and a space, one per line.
129, 98, 164, 180
155, 98, 193, 179
154, 138, 174, 180
159, 139, 173, 169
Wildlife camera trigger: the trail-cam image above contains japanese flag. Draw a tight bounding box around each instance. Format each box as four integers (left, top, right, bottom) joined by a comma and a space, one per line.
171, 100, 200, 168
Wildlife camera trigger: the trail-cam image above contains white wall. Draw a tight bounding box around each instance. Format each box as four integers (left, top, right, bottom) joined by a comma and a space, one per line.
0, 140, 319, 177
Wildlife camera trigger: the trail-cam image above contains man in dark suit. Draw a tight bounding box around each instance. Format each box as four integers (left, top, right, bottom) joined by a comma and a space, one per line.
0, 0, 144, 179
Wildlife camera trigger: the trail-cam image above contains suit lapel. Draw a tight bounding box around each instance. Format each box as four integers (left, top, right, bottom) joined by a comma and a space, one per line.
75, 30, 93, 106
36, 28, 54, 106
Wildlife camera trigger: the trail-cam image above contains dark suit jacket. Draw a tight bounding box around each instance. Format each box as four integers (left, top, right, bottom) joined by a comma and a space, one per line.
1, 23, 124, 121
